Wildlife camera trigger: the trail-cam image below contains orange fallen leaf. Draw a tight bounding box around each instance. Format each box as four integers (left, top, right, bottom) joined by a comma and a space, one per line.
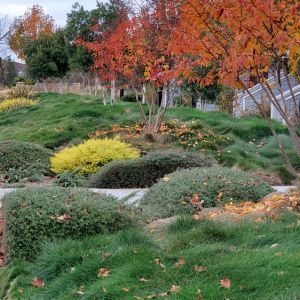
31, 277, 44, 288
194, 265, 208, 272
175, 257, 186, 268
57, 214, 71, 221
98, 268, 110, 277
220, 278, 231, 289
170, 285, 181, 293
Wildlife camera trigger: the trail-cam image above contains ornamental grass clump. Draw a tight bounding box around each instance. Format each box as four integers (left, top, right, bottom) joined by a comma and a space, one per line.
0, 98, 37, 112
140, 167, 273, 220
51, 138, 139, 174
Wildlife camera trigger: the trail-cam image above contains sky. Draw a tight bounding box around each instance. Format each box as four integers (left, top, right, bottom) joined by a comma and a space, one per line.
0, 0, 106, 60
0, 0, 104, 26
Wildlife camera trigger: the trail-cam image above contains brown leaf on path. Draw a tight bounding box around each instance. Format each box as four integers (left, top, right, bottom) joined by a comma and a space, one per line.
220, 278, 231, 289
31, 277, 44, 288
170, 285, 181, 293
194, 265, 208, 272
98, 268, 110, 277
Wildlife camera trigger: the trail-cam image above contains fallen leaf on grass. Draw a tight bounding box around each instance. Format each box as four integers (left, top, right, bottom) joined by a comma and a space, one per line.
139, 277, 150, 282
271, 243, 279, 248
31, 277, 44, 288
175, 257, 186, 268
194, 265, 208, 272
98, 268, 110, 277
170, 285, 181, 293
153, 258, 166, 268
101, 252, 111, 259
220, 278, 231, 289
57, 214, 71, 221
121, 287, 130, 292
76, 286, 84, 295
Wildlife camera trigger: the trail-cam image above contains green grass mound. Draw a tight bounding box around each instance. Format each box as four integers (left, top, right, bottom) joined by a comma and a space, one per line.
0, 140, 52, 173
1, 215, 300, 299
140, 167, 273, 219
3, 187, 134, 261
89, 151, 212, 188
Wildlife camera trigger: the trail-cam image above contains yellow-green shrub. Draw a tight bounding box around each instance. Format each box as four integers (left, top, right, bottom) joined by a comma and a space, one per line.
0, 98, 37, 112
51, 138, 140, 174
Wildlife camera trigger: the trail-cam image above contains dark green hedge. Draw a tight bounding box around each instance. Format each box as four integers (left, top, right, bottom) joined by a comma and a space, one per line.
140, 167, 273, 220
0, 140, 52, 173
88, 151, 212, 188
3, 187, 134, 261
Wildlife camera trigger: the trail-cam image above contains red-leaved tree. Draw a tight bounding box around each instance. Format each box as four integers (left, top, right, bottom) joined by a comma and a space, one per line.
81, 0, 179, 134
174, 0, 300, 178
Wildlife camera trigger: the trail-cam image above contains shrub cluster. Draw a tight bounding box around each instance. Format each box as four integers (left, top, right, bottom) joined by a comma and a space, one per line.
120, 93, 142, 102
51, 138, 140, 174
140, 167, 273, 219
0, 98, 37, 112
0, 140, 52, 173
89, 151, 212, 188
3, 187, 134, 261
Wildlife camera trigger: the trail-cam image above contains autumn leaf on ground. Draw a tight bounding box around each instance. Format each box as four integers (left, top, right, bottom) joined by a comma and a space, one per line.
76, 286, 84, 295
139, 277, 150, 282
121, 287, 130, 292
31, 277, 44, 288
57, 214, 71, 221
170, 285, 181, 293
194, 265, 208, 272
98, 268, 110, 277
101, 252, 111, 259
175, 257, 186, 268
271, 243, 279, 248
153, 258, 166, 268
220, 278, 231, 289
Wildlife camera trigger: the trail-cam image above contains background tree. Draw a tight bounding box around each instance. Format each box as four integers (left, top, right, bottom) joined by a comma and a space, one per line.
2, 56, 17, 86
8, 5, 55, 59
64, 0, 129, 73
175, 0, 300, 178
24, 30, 69, 80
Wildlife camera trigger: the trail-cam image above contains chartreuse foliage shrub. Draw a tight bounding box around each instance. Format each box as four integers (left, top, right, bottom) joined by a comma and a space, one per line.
3, 187, 134, 261
0, 98, 37, 112
0, 140, 52, 173
51, 138, 139, 174
141, 167, 273, 219
89, 150, 212, 188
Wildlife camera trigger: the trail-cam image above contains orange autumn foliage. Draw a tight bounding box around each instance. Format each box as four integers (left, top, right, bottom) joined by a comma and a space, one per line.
9, 5, 55, 59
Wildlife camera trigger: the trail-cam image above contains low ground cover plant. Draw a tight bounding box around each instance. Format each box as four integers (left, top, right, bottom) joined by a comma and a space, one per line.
0, 140, 51, 173
1, 214, 299, 300
88, 150, 213, 188
51, 137, 140, 174
3, 187, 135, 261
0, 98, 37, 112
140, 167, 273, 219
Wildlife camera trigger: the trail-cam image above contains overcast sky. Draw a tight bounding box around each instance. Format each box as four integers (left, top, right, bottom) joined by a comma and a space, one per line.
0, 0, 106, 60
0, 0, 104, 26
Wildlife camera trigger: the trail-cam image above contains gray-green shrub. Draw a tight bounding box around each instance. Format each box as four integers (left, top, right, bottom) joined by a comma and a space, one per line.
88, 151, 212, 188
0, 140, 52, 173
3, 187, 134, 261
140, 167, 273, 219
